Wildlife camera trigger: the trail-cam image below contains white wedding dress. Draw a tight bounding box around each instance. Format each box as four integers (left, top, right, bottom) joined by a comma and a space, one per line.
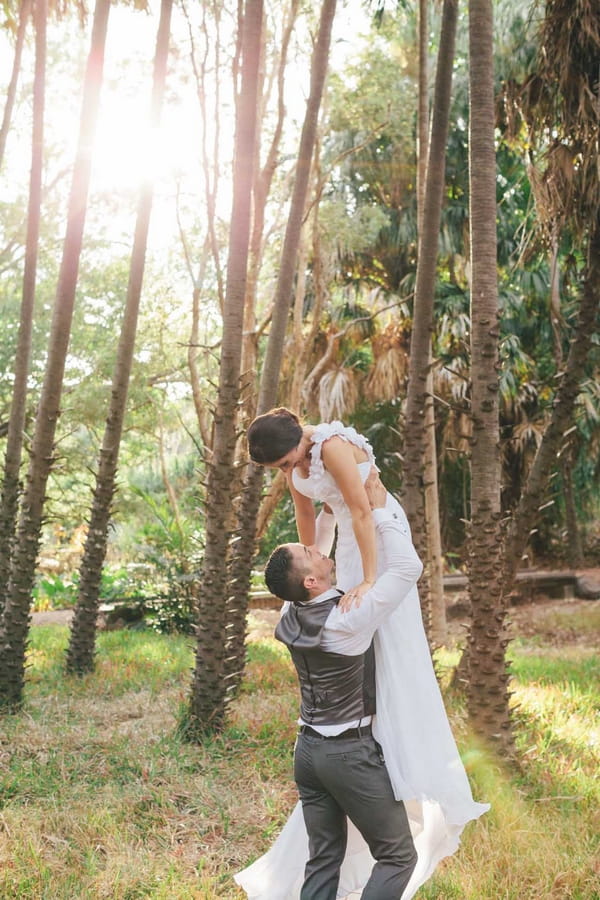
235, 422, 489, 899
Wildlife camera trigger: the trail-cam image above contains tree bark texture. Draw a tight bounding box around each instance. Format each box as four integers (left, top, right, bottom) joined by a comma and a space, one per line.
0, 0, 111, 711
224, 0, 337, 697
0, 0, 45, 620
186, 0, 264, 737
238, 0, 301, 449
416, 0, 429, 236
401, 0, 457, 642
65, 0, 174, 675
466, 0, 513, 752
256, 0, 337, 411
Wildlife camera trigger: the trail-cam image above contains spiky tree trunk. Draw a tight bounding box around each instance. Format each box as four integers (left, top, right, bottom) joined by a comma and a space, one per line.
401, 0, 457, 644
465, 0, 512, 751
224, 0, 337, 696
185, 0, 264, 738
420, 0, 446, 650
561, 452, 584, 568
0, 0, 30, 169
0, 0, 110, 712
0, 0, 45, 620
65, 0, 174, 675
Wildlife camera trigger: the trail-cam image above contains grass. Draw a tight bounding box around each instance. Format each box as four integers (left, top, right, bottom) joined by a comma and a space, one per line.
0, 606, 599, 899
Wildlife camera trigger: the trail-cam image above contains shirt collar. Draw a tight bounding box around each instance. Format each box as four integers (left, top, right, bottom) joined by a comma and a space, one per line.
304, 587, 341, 606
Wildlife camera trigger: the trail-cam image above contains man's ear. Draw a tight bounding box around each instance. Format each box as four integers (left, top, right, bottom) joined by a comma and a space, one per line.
303, 574, 318, 591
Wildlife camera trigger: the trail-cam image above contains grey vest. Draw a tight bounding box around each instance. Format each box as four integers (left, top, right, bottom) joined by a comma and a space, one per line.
275, 594, 376, 726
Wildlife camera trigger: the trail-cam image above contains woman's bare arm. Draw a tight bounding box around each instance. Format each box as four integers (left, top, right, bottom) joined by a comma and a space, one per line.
321, 437, 377, 601
286, 473, 316, 544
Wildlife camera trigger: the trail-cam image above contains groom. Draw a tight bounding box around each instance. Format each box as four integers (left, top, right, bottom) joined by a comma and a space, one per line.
263, 469, 423, 900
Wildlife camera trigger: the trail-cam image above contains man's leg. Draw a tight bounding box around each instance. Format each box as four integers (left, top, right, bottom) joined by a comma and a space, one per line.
295, 732, 348, 900
312, 734, 417, 900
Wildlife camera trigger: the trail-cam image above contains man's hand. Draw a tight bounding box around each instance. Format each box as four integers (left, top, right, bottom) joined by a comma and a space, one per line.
364, 467, 386, 510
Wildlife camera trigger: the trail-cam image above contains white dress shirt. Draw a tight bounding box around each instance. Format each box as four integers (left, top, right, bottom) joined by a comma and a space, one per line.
290, 508, 423, 735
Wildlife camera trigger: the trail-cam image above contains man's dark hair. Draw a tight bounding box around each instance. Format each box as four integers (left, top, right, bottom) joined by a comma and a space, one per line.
247, 407, 303, 464
264, 545, 310, 605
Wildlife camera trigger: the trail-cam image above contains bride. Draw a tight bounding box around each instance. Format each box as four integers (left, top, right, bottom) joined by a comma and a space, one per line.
235, 408, 489, 899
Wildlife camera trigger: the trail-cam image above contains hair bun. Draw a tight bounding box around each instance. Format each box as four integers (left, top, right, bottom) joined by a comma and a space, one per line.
269, 407, 300, 425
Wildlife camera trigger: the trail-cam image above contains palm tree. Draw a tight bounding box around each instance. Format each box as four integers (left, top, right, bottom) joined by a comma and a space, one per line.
185, 0, 264, 738
0, 0, 45, 620
0, 0, 111, 711
65, 0, 174, 675
402, 0, 458, 646
224, 0, 338, 695
465, 0, 511, 750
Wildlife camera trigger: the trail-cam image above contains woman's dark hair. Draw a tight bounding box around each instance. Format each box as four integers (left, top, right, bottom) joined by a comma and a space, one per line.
247, 407, 303, 464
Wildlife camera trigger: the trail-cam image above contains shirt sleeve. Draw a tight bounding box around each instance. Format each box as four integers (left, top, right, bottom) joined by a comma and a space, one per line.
322, 510, 423, 655
315, 507, 336, 556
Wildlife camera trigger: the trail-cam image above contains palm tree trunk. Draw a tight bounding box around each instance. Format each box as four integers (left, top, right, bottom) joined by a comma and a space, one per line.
256, 0, 337, 410
419, 0, 447, 649
0, 0, 45, 620
238, 0, 302, 451
401, 0, 457, 643
223, 0, 338, 698
561, 451, 583, 568
185, 0, 264, 738
0, 0, 30, 169
65, 0, 174, 676
0, 0, 111, 712
465, 0, 513, 753
416, 0, 429, 236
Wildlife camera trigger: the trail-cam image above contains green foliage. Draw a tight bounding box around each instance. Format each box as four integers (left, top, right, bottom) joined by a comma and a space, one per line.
257, 490, 298, 564
33, 573, 80, 612
125, 488, 203, 635
350, 398, 405, 496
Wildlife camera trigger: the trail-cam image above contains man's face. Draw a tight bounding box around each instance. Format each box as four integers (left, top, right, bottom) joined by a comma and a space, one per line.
287, 543, 335, 592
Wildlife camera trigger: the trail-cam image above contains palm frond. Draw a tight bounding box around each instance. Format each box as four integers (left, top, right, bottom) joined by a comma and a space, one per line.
318, 367, 359, 421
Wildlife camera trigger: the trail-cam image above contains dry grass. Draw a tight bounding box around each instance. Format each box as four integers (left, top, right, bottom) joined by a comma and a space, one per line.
0, 606, 599, 898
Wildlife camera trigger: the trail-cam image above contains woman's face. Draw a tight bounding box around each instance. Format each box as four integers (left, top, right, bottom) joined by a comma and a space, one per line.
270, 442, 304, 473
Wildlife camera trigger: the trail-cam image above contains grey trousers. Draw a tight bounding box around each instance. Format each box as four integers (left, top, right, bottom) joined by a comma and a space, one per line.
294, 730, 417, 900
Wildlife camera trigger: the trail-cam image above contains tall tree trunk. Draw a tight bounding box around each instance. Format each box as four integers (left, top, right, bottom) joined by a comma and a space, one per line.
401, 0, 457, 644
465, 0, 513, 752
256, 0, 337, 411
561, 451, 583, 568
0, 0, 45, 620
224, 0, 337, 696
65, 0, 174, 675
0, 0, 31, 169
416, 0, 428, 235
185, 0, 264, 738
0, 0, 111, 712
185, 237, 213, 450
423, 373, 446, 645
239, 0, 301, 429
419, 0, 446, 649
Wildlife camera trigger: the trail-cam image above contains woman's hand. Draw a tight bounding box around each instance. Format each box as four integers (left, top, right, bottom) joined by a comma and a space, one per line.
338, 579, 374, 612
